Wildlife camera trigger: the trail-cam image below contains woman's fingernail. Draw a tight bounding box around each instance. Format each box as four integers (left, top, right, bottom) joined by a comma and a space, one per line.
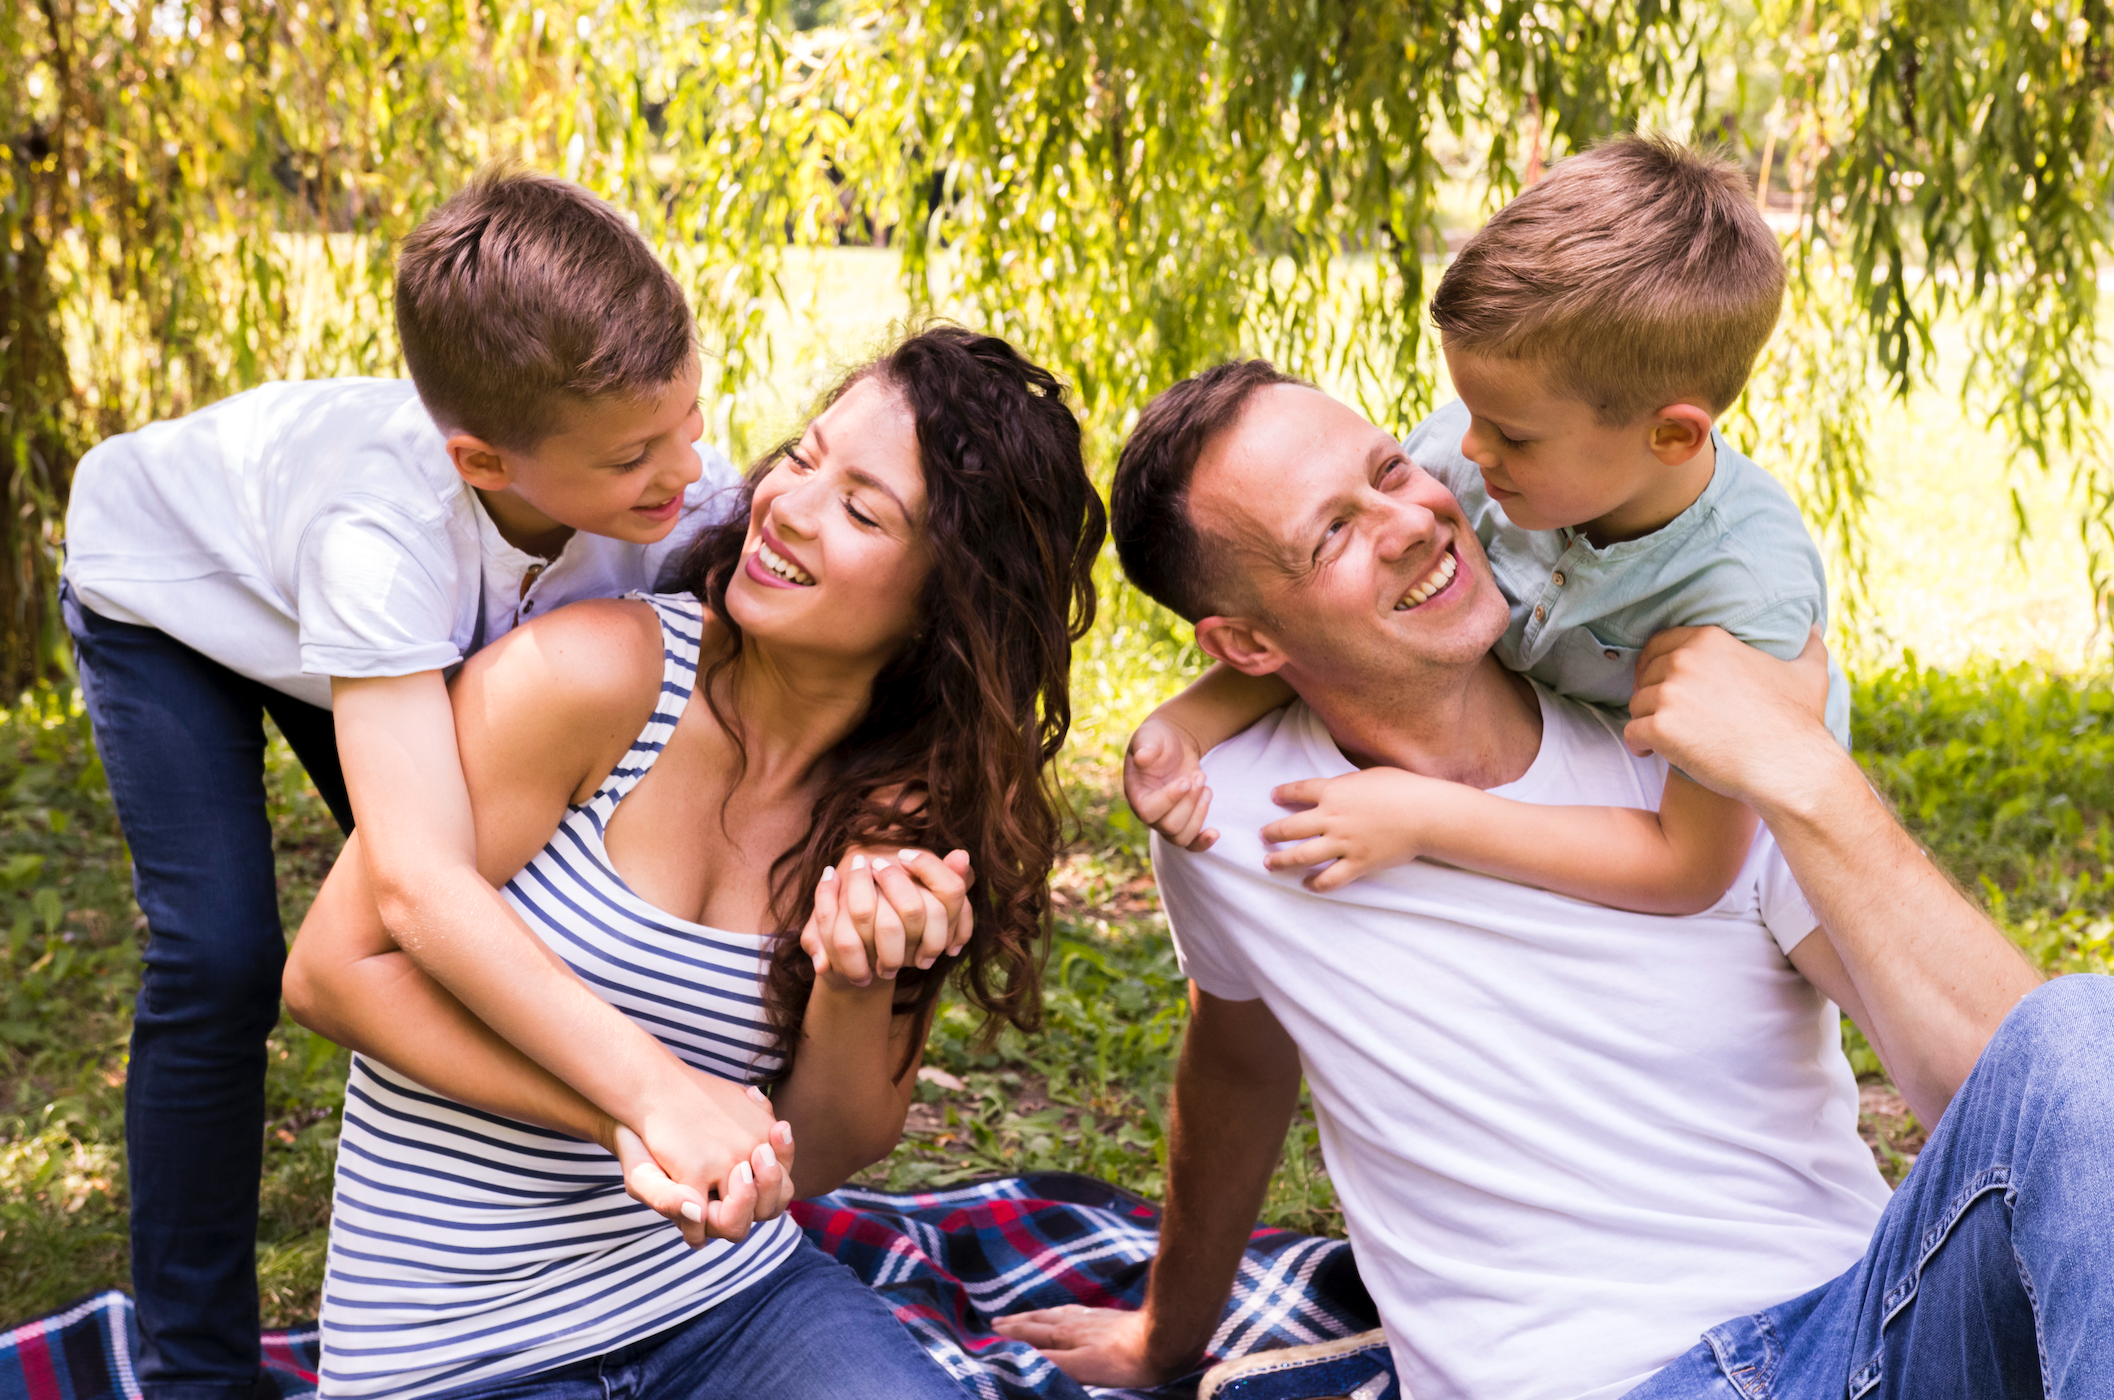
919, 955, 936, 969
898, 849, 921, 863
780, 1122, 794, 1147
748, 1085, 769, 1103
851, 854, 868, 871
872, 856, 892, 871
821, 866, 836, 882
680, 1201, 703, 1223
758, 1143, 777, 1171
737, 1162, 755, 1185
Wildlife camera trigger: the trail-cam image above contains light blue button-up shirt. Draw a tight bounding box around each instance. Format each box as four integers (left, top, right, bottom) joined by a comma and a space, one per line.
1402, 399, 1851, 748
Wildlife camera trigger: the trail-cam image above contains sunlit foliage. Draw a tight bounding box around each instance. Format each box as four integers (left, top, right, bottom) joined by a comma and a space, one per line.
4, 0, 2111, 687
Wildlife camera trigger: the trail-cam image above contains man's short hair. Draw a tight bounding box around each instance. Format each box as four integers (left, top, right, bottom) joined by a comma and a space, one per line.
1111, 360, 1307, 623
1430, 133, 1785, 425
394, 168, 695, 452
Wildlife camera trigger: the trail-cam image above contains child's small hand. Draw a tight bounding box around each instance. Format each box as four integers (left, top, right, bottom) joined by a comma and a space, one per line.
1124, 717, 1219, 852
1262, 767, 1446, 891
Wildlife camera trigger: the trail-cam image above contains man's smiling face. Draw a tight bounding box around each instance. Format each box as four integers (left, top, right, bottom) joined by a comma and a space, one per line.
1187, 383, 1510, 688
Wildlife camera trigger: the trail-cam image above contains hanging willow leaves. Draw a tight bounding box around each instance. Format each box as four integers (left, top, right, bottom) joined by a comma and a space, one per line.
4, 0, 2110, 689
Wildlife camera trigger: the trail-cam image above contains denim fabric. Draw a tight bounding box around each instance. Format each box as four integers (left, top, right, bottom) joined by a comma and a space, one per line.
433, 1239, 970, 1400
1400, 400, 1852, 747
1626, 975, 2114, 1400
64, 584, 352, 1400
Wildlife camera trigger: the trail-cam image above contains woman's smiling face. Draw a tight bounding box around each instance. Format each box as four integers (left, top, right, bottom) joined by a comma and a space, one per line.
726, 376, 933, 662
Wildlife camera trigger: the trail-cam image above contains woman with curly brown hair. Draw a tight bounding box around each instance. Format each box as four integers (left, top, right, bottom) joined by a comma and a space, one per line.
282, 326, 1105, 1399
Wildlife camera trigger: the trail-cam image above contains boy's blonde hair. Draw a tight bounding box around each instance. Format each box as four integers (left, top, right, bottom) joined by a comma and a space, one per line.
1431, 133, 1785, 425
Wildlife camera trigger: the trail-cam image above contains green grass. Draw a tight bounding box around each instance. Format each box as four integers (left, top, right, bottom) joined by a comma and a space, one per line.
4, 654, 2109, 1327
0, 690, 352, 1326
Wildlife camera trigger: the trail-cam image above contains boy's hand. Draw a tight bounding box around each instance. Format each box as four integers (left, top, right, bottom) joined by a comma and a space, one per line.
1125, 717, 1219, 852
801, 848, 975, 986
1262, 767, 1451, 891
624, 1074, 796, 1246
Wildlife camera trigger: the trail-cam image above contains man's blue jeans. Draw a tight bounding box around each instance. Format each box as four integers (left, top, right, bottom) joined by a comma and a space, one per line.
64, 585, 353, 1400
434, 1239, 969, 1398
1629, 974, 2114, 1400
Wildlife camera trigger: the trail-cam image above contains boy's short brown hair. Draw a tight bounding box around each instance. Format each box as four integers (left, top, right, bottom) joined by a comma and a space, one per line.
1430, 133, 1785, 425
395, 169, 694, 451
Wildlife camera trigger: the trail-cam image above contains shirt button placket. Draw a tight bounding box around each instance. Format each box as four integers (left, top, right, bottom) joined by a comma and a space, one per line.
517, 563, 546, 622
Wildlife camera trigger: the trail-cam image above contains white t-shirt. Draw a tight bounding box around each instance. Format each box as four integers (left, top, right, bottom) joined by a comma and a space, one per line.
1155, 687, 1891, 1400
64, 378, 743, 708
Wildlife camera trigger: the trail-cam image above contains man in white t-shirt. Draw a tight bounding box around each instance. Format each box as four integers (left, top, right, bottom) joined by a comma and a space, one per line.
996, 371, 2114, 1399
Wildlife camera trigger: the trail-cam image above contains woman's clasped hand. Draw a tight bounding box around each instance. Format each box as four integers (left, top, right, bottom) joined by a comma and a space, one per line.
622, 843, 976, 1245
803, 847, 975, 986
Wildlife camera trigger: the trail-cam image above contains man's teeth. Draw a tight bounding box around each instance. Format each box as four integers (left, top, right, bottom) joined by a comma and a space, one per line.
1394, 550, 1457, 611
758, 541, 815, 585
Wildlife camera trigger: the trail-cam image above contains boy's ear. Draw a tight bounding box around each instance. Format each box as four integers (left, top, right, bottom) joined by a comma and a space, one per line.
1647, 404, 1715, 467
446, 432, 514, 490
1195, 615, 1289, 678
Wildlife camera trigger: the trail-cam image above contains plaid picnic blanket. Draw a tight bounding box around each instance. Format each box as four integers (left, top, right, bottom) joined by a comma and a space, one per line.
795, 1171, 1383, 1399
1, 1171, 1384, 1400
0, 1292, 317, 1400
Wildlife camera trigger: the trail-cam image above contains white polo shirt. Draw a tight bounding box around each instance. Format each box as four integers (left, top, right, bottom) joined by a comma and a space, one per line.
1155, 687, 1890, 1400
64, 378, 743, 708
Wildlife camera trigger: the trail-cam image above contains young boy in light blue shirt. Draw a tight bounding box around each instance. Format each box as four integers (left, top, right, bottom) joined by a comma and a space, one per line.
1125, 134, 1846, 915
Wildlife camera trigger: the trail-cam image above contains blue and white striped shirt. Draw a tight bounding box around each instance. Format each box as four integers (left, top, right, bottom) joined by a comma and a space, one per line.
319, 595, 801, 1399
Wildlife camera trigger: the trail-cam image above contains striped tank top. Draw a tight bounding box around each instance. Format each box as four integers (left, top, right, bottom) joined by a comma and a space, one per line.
318, 595, 802, 1399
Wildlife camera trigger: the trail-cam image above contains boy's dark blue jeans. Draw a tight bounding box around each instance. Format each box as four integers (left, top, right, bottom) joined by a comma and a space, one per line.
64, 584, 353, 1400
1628, 973, 2114, 1400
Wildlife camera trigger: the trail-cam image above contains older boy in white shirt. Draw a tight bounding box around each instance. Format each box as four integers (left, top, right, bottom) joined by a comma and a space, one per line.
61, 172, 773, 1399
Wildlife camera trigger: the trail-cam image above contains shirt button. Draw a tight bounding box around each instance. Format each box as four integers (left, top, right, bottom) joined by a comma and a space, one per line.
1552, 571, 1566, 587
1533, 605, 1546, 622
1604, 648, 1620, 660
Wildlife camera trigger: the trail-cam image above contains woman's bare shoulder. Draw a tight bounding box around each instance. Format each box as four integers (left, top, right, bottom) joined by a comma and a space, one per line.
451, 598, 669, 775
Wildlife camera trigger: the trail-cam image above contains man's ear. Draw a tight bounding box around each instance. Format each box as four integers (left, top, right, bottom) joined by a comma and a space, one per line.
1194, 614, 1288, 677
1646, 404, 1715, 467
446, 432, 513, 491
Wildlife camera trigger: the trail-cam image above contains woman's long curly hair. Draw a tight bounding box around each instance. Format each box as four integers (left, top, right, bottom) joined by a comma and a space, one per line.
673, 325, 1106, 1071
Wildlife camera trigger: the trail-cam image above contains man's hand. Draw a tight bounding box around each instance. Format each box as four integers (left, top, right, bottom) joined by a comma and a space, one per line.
1261, 767, 1450, 891
1625, 626, 1835, 807
801, 849, 974, 986
992, 1304, 1181, 1388
1125, 717, 1219, 852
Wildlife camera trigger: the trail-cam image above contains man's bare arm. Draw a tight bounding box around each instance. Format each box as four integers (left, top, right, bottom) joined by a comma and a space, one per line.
1626, 626, 2040, 1124
992, 988, 1303, 1385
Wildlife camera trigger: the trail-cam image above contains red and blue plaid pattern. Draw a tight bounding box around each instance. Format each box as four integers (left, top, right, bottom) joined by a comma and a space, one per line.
0, 1292, 316, 1400
3, 1173, 1381, 1400
791, 1171, 1384, 1399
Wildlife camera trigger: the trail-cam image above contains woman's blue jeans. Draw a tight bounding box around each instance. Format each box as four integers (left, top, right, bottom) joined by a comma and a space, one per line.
64, 585, 353, 1400
1628, 974, 2114, 1400
433, 1239, 969, 1399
